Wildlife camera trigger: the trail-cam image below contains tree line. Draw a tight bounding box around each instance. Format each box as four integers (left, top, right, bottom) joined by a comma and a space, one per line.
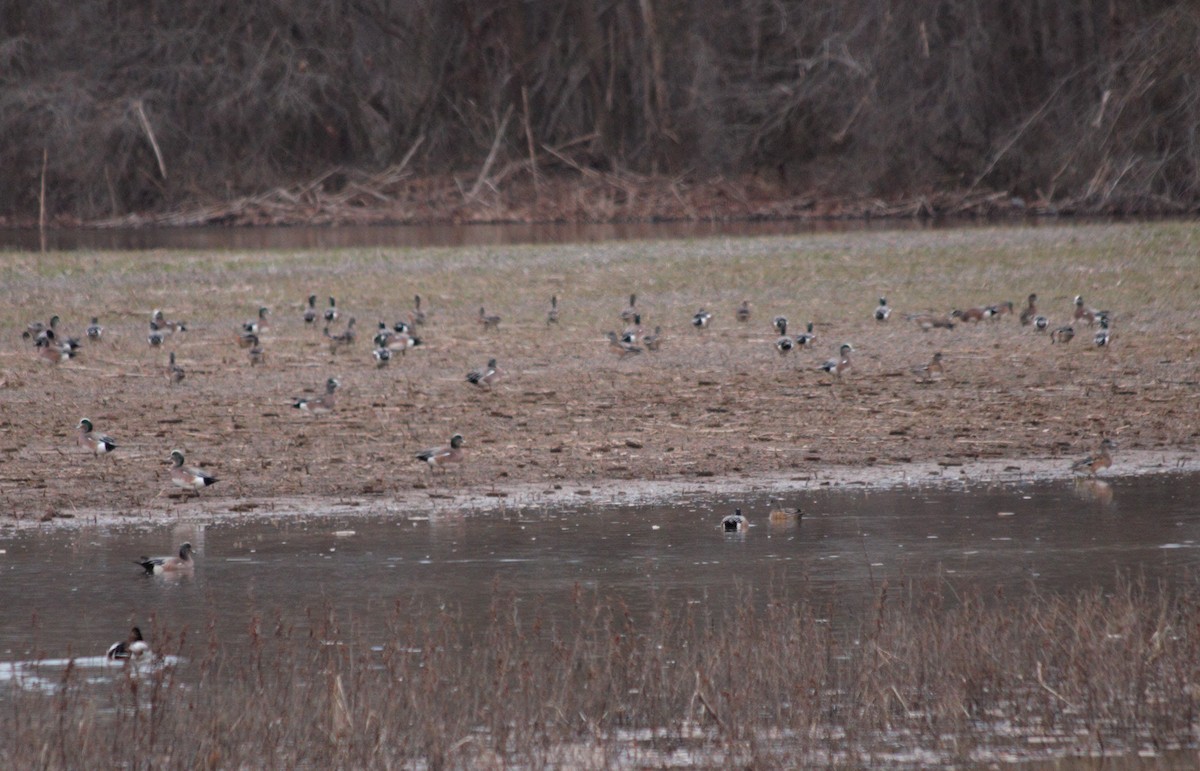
2, 0, 1197, 221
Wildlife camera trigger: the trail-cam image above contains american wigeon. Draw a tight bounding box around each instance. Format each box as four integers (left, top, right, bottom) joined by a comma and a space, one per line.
151, 309, 187, 333
607, 331, 643, 357
35, 332, 75, 364
950, 307, 986, 323
1019, 294, 1038, 326
820, 343, 853, 377
304, 294, 318, 325
1093, 316, 1111, 347
76, 418, 117, 456
294, 377, 339, 413
907, 313, 955, 330
169, 452, 217, 492
986, 300, 1014, 319
620, 293, 638, 323
621, 313, 643, 345
478, 307, 502, 329
642, 326, 663, 352
774, 319, 793, 354
86, 317, 104, 341
236, 330, 259, 349
691, 309, 712, 329
136, 542, 195, 574
107, 627, 151, 660
372, 347, 391, 367
466, 358, 503, 389
148, 321, 167, 347
325, 317, 357, 352
324, 296, 339, 324
874, 296, 891, 322
1073, 296, 1097, 326
416, 433, 464, 469
721, 508, 747, 532
769, 506, 803, 525
48, 316, 81, 351
773, 316, 788, 336
243, 306, 270, 335
736, 300, 752, 323
392, 320, 412, 335
411, 294, 427, 326
1033, 315, 1049, 331
1050, 325, 1075, 344
386, 332, 421, 353
1070, 438, 1116, 477
794, 321, 817, 347
546, 295, 560, 325
912, 351, 944, 383
166, 351, 185, 385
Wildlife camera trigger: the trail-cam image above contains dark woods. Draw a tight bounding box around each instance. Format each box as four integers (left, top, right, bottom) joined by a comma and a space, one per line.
2, 1, 1198, 221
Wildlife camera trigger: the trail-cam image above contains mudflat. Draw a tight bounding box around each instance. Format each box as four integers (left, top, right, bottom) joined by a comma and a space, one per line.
2, 222, 1197, 523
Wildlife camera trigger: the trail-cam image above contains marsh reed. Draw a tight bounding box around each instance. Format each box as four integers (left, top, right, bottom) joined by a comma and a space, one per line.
3, 575, 1198, 768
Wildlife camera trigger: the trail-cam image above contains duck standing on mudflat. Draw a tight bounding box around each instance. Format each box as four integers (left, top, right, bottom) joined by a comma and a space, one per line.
1019, 294, 1038, 326
874, 297, 891, 322
416, 434, 465, 471
466, 358, 503, 389
294, 377, 340, 414
820, 343, 853, 377
76, 418, 117, 456
169, 451, 218, 494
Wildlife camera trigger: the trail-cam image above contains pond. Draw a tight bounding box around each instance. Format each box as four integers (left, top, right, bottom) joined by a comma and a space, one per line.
2, 472, 1197, 663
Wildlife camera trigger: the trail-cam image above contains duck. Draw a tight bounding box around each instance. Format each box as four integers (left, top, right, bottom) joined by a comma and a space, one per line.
794, 322, 816, 347
48, 316, 81, 351
169, 452, 217, 492
607, 331, 643, 357
642, 326, 663, 352
1070, 438, 1116, 477
478, 307, 502, 329
1050, 325, 1075, 344
912, 351, 944, 383
773, 318, 792, 354
950, 307, 986, 323
416, 433, 465, 470
107, 627, 151, 660
1033, 315, 1049, 331
721, 508, 747, 532
236, 329, 259, 349
1094, 317, 1112, 347
35, 332, 76, 364
76, 418, 117, 456
392, 320, 412, 335
621, 313, 643, 345
166, 351, 185, 384
303, 294, 318, 325
620, 293, 638, 323
691, 309, 713, 329
820, 343, 853, 377
135, 542, 195, 574
243, 306, 270, 335
324, 296, 340, 324
773, 316, 788, 336
769, 506, 803, 525
874, 296, 891, 322
147, 321, 167, 346
372, 347, 391, 367
151, 309, 187, 333
1019, 294, 1038, 326
324, 317, 357, 352
411, 294, 427, 326
294, 377, 339, 413
373, 321, 394, 349
546, 295, 559, 325
907, 312, 955, 331
986, 300, 1014, 319
1073, 295, 1097, 326
736, 300, 752, 323
386, 332, 422, 354
85, 317, 104, 341
466, 358, 503, 389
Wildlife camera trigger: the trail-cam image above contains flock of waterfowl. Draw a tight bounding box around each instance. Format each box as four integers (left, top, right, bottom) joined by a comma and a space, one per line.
23, 283, 1121, 657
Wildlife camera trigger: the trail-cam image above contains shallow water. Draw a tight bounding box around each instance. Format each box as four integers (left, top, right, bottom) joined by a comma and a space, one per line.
1, 472, 1197, 665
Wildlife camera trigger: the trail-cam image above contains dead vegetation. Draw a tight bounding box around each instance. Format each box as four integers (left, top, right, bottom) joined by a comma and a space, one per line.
3, 575, 1198, 768
2, 2, 1200, 225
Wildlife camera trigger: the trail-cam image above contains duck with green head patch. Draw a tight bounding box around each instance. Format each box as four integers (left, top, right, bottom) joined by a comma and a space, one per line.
294, 377, 340, 414
107, 626, 151, 660
416, 433, 464, 471
76, 418, 116, 456
169, 451, 217, 493
136, 542, 195, 574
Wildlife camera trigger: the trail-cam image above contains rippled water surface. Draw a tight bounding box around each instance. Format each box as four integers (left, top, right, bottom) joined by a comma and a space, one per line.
2, 473, 1197, 664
